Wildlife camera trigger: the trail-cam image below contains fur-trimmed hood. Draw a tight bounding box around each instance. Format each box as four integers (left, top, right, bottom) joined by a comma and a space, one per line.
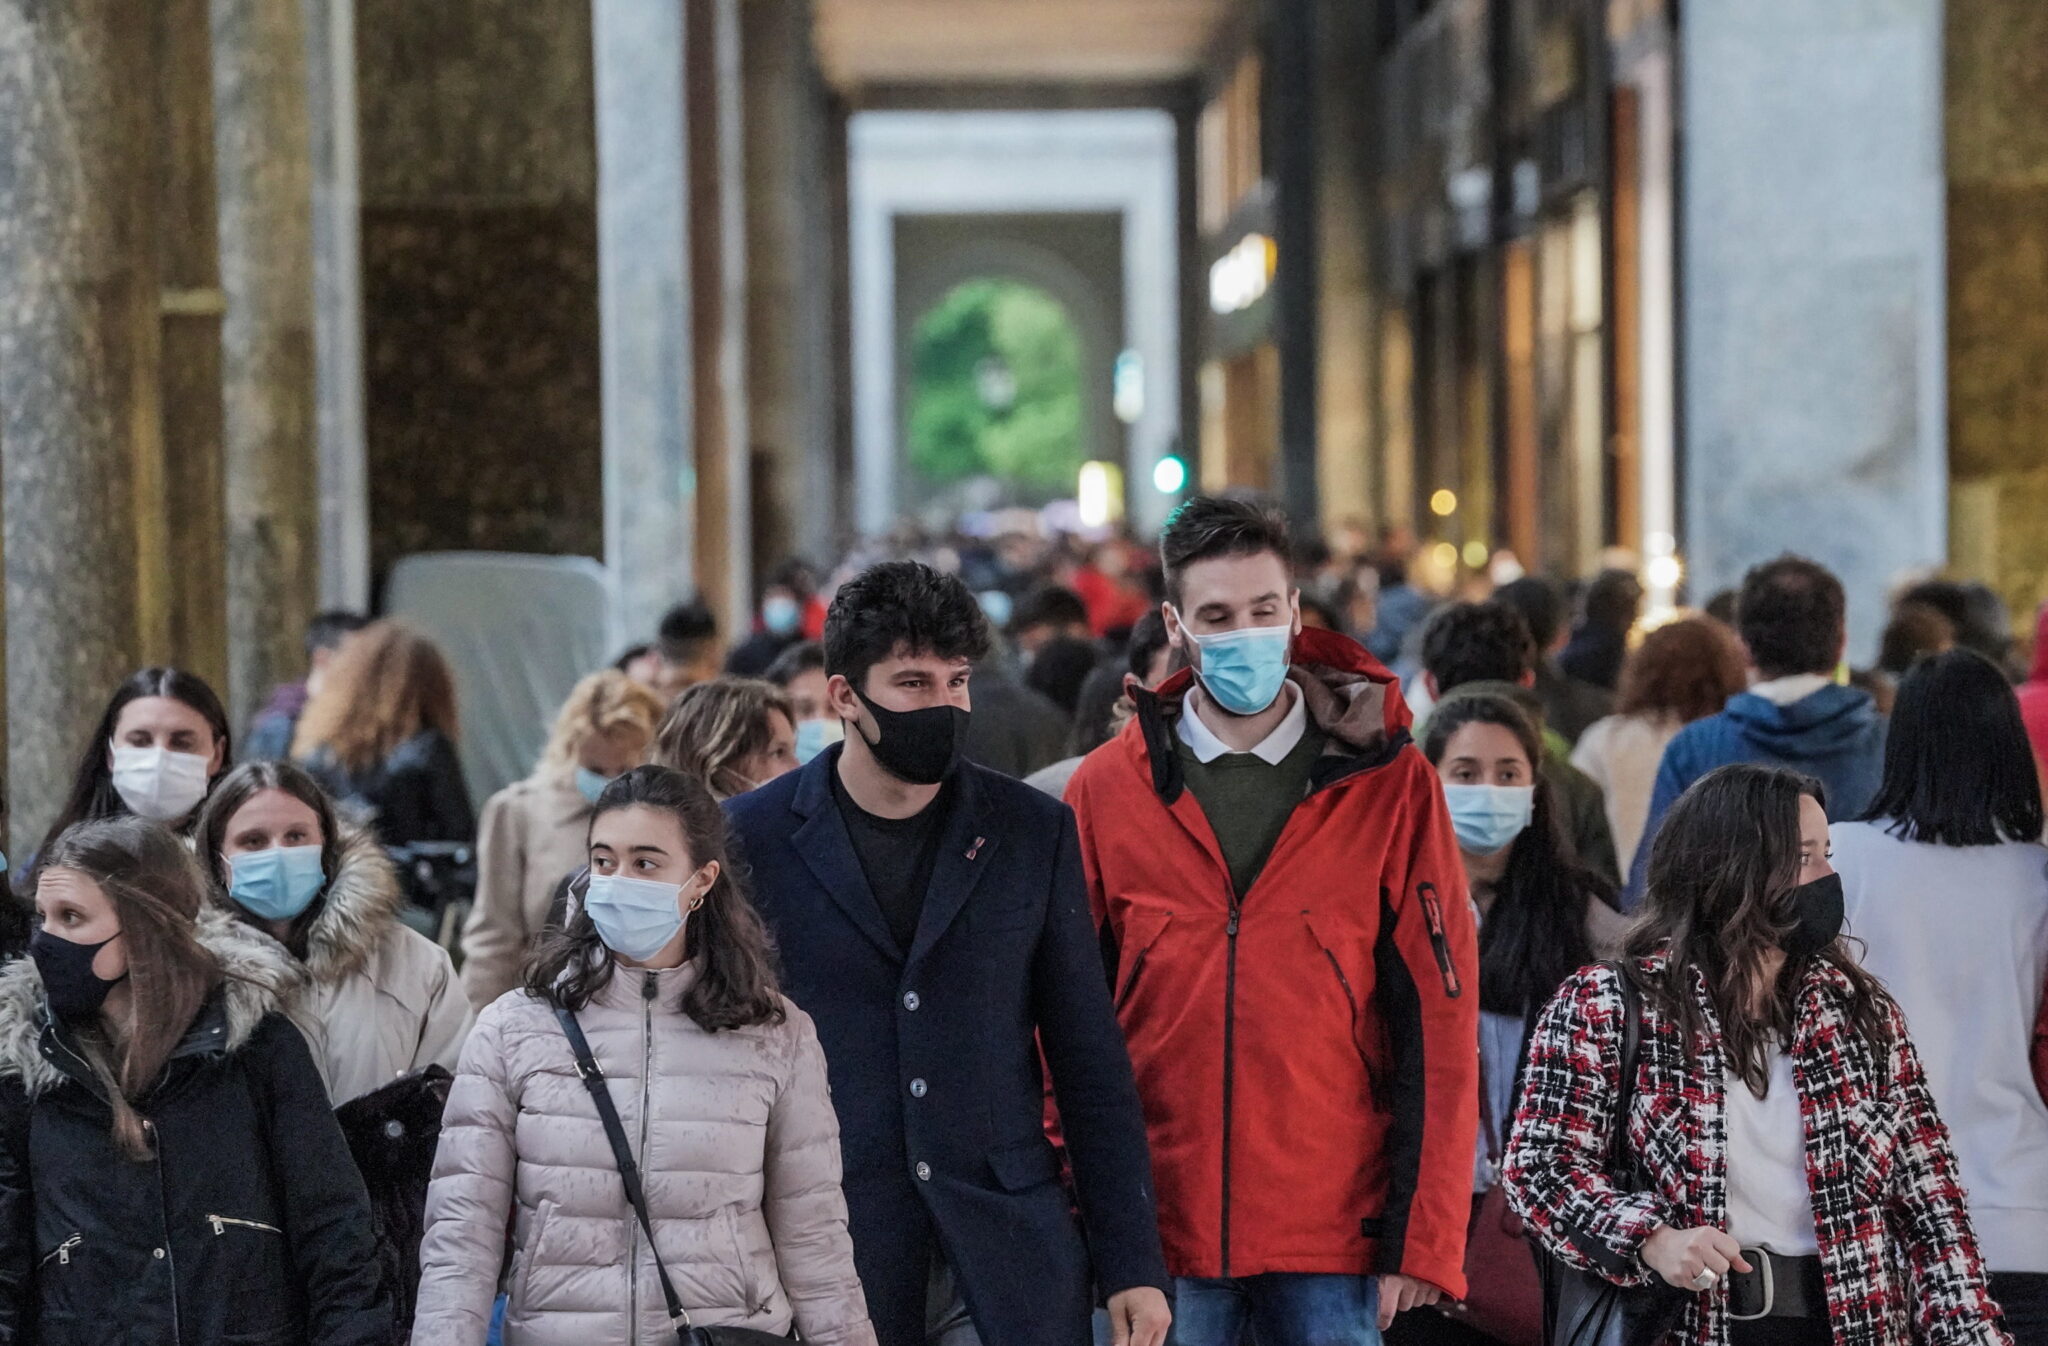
207, 825, 407, 987
0, 902, 304, 1097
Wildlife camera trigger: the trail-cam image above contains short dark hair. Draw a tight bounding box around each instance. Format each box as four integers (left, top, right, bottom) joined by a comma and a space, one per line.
1494, 577, 1565, 650
824, 561, 991, 694
1158, 495, 1291, 604
658, 600, 720, 663
1863, 648, 2043, 846
1126, 610, 1170, 681
1877, 602, 1955, 677
1421, 602, 1535, 694
1583, 570, 1644, 631
1898, 579, 2013, 666
763, 640, 826, 687
305, 610, 369, 658
1738, 555, 1845, 679
1025, 637, 1099, 717
1010, 585, 1088, 635
1703, 589, 1739, 626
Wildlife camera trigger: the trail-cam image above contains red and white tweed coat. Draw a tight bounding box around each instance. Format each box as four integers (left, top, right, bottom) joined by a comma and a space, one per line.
1502, 957, 2008, 1346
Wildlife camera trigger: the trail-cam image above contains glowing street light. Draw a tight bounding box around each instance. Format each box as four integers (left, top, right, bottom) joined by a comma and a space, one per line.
1430, 489, 1458, 517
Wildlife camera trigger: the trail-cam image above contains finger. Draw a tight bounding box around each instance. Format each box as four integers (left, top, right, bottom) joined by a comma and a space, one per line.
1140, 1313, 1169, 1346
1699, 1246, 1731, 1277
1704, 1230, 1747, 1261
1377, 1281, 1398, 1331
1110, 1303, 1132, 1346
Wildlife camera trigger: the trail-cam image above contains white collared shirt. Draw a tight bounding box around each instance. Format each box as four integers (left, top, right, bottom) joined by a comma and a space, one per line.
1177, 683, 1307, 765
1747, 672, 1833, 707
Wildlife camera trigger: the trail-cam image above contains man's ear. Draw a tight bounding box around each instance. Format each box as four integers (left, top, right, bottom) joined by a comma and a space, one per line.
1424, 672, 1440, 700
1517, 668, 1536, 690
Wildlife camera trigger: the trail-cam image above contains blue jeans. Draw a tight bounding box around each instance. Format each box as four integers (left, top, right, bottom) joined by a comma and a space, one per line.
1171, 1274, 1382, 1346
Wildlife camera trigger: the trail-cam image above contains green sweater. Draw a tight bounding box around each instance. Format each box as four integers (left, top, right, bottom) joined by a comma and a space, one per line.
1175, 724, 1325, 898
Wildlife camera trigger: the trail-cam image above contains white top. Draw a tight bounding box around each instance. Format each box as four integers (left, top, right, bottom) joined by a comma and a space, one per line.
1723, 1050, 1820, 1256
1179, 682, 1307, 765
1832, 819, 2048, 1272
1571, 712, 1683, 871
1748, 673, 1834, 706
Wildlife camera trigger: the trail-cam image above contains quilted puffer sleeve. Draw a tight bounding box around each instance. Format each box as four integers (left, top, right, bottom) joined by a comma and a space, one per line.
1501, 965, 1671, 1288
410, 995, 523, 1345
762, 1005, 876, 1346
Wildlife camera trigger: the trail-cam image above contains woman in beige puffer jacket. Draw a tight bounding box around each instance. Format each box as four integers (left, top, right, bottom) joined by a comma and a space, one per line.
411, 764, 874, 1346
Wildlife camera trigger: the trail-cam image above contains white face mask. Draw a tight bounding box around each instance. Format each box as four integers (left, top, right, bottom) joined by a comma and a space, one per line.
109, 743, 213, 822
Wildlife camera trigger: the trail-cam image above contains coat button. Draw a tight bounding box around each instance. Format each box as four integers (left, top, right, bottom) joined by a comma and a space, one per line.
915, 1161, 932, 1182
909, 1078, 927, 1098
903, 991, 921, 1012
152, 1248, 165, 1259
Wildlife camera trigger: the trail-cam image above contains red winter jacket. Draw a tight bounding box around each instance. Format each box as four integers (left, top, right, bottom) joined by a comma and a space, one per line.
2017, 604, 2048, 773
1064, 627, 1480, 1293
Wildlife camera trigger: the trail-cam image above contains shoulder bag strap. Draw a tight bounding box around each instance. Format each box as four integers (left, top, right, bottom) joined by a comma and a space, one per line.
554, 1006, 695, 1341
1607, 961, 1644, 1169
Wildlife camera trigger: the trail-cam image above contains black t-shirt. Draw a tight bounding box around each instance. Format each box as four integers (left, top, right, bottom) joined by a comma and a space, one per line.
832, 768, 954, 953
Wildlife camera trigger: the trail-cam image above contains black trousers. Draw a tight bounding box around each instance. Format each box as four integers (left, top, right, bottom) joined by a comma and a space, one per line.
1728, 1318, 1830, 1346
1994, 1272, 2048, 1346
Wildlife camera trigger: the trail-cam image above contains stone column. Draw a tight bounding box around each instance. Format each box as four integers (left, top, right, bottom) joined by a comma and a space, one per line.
212, 0, 321, 731
0, 0, 154, 851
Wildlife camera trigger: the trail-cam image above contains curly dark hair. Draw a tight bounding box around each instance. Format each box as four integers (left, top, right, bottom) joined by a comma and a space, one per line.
1616, 618, 1747, 724
1738, 555, 1844, 680
1158, 495, 1291, 605
525, 765, 783, 1031
1421, 602, 1535, 695
824, 560, 991, 697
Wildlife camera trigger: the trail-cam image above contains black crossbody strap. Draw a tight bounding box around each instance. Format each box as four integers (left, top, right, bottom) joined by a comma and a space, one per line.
555, 1006, 693, 1338
1610, 963, 1642, 1165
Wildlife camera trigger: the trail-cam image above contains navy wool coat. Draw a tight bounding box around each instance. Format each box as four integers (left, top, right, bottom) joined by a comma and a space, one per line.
725, 748, 1170, 1346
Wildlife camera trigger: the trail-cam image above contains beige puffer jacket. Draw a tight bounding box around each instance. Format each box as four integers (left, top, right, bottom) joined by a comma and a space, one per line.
215, 828, 472, 1103
411, 960, 876, 1346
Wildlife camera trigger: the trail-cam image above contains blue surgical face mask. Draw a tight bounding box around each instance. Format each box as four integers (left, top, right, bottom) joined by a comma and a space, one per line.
1177, 615, 1294, 717
575, 767, 614, 806
762, 595, 802, 637
1443, 784, 1536, 857
794, 716, 843, 765
227, 844, 329, 922
585, 873, 696, 962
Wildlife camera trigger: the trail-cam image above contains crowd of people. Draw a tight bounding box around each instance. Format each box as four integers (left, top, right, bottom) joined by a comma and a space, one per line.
0, 493, 2041, 1346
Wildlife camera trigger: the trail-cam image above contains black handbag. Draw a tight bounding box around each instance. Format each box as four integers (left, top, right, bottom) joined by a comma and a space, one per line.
554, 1007, 791, 1346
1543, 965, 1684, 1346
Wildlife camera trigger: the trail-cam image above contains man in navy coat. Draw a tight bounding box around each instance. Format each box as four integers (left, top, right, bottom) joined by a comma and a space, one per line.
726, 561, 1172, 1346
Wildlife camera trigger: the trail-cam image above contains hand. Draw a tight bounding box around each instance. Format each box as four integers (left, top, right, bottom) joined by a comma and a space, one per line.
1642, 1225, 1753, 1292
1106, 1287, 1171, 1346
1376, 1274, 1445, 1330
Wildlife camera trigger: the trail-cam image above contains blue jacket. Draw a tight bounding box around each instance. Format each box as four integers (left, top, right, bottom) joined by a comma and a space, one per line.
1624, 685, 1886, 906
725, 748, 1169, 1346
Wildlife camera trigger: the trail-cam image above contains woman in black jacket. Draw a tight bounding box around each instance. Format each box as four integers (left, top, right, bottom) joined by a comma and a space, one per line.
0, 815, 389, 1346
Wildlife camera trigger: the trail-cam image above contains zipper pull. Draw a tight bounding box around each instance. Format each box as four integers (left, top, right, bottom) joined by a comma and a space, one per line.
207, 1215, 224, 1236
59, 1235, 77, 1265
643, 970, 658, 1002
1418, 883, 1462, 999
1226, 907, 1240, 937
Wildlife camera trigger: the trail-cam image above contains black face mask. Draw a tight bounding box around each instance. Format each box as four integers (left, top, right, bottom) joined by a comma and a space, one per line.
30, 928, 127, 1023
1780, 872, 1845, 962
852, 689, 969, 786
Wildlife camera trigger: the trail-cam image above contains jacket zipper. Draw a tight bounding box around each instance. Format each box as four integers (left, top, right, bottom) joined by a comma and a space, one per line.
144, 1120, 182, 1345
1418, 883, 1462, 998
1115, 946, 1151, 1011
39, 1234, 80, 1268
1317, 942, 1387, 1109
634, 970, 657, 1344
206, 1215, 283, 1237
1220, 897, 1241, 1276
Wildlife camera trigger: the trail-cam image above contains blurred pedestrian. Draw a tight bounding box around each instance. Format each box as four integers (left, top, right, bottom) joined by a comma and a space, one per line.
766, 640, 844, 765
650, 677, 798, 800
1066, 498, 1473, 1344
295, 621, 474, 852
2015, 604, 2048, 774
1025, 635, 1100, 718
459, 670, 664, 1009
0, 816, 389, 1344
412, 767, 875, 1346
1010, 585, 1092, 661
1876, 601, 1955, 680
1026, 610, 1171, 799
1898, 579, 2015, 674
727, 562, 815, 677
39, 667, 234, 868
1496, 576, 1613, 744
1504, 764, 2007, 1346
641, 600, 723, 703
245, 610, 369, 762
1833, 649, 2048, 1341
1367, 555, 1433, 669
1558, 569, 1643, 691
1628, 557, 1886, 905
727, 560, 1172, 1346
1572, 619, 1747, 873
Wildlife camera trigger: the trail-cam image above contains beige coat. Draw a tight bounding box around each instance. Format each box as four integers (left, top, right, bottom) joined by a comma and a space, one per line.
217, 828, 472, 1103
461, 771, 591, 1009
412, 962, 876, 1346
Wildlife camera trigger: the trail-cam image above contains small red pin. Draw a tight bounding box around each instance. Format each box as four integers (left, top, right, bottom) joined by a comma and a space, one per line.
965, 836, 986, 860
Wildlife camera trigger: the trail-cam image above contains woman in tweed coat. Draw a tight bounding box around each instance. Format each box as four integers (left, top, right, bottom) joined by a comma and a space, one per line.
1502, 764, 2008, 1346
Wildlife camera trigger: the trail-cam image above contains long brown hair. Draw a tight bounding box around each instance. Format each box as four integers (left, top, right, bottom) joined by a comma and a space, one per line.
194, 761, 345, 957
649, 678, 792, 800
37, 817, 224, 1158
524, 765, 782, 1031
291, 620, 458, 771
1616, 618, 1747, 724
1626, 764, 1893, 1096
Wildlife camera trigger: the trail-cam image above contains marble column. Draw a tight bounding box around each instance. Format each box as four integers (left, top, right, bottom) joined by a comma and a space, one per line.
0, 0, 154, 851
212, 0, 321, 731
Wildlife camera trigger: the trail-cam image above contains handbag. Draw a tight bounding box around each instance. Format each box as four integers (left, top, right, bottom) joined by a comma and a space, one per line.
1453, 1074, 1544, 1346
335, 1065, 454, 1344
1542, 964, 1682, 1346
554, 1007, 792, 1346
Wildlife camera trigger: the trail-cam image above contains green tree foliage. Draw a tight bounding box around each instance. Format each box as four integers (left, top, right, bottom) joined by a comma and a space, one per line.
907, 279, 1085, 501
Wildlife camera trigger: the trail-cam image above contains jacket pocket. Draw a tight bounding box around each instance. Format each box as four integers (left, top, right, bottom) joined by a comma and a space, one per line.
37, 1233, 81, 1269
724, 1207, 766, 1314
1304, 914, 1384, 1108
206, 1213, 284, 1238
987, 1138, 1061, 1192
513, 1198, 558, 1309
1114, 909, 1173, 1011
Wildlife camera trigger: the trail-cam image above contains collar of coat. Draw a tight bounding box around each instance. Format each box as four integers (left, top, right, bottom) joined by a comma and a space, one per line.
0, 903, 303, 1098
1127, 626, 1414, 803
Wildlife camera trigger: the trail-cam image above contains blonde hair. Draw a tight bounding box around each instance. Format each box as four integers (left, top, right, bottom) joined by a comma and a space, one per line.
651, 678, 793, 799
291, 619, 458, 772
538, 670, 665, 776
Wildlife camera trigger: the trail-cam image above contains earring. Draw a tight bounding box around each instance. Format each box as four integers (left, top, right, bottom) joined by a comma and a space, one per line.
688, 894, 706, 912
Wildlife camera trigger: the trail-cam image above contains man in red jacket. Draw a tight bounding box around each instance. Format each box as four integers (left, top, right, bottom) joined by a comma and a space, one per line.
1065, 496, 1479, 1345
